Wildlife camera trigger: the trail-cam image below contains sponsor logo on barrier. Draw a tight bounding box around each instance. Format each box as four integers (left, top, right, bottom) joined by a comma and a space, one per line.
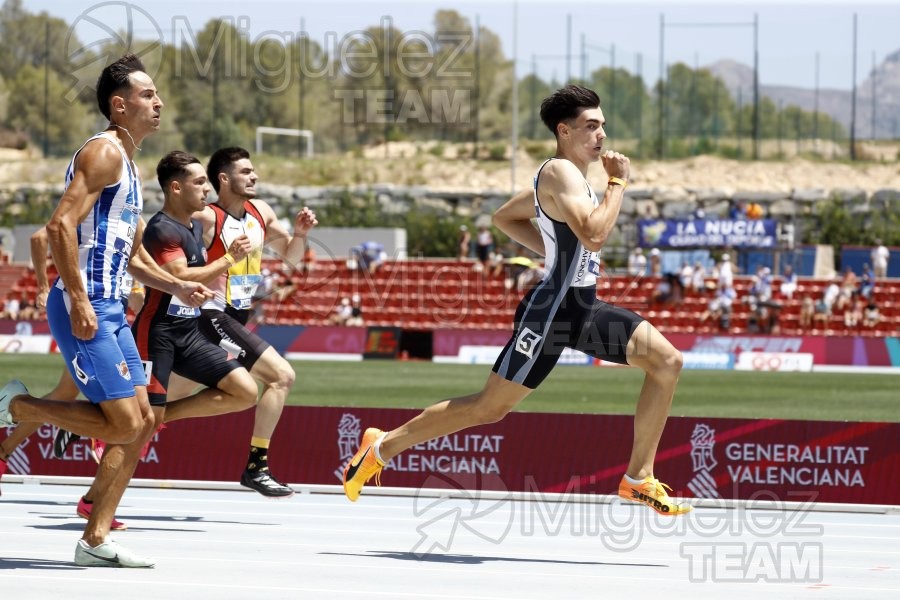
1, 425, 161, 476
735, 352, 814, 372
725, 442, 867, 487
457, 345, 503, 365
0, 334, 53, 353
682, 352, 734, 370
334, 413, 362, 481
688, 424, 722, 498
558, 347, 593, 366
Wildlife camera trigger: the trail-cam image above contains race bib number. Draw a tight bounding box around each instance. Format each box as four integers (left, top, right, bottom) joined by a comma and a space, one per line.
229, 274, 262, 310
166, 294, 200, 318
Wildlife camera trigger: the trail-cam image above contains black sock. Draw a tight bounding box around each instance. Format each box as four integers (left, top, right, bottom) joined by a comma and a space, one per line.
246, 445, 269, 474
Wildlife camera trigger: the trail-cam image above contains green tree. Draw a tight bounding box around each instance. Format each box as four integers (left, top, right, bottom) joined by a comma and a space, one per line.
4, 63, 92, 154
0, 0, 74, 82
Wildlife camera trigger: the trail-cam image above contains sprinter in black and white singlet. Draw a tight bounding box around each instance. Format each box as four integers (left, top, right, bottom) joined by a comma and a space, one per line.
492, 157, 643, 388
343, 85, 692, 517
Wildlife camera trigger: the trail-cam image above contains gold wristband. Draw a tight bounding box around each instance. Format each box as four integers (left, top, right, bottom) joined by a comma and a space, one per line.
608, 177, 628, 188
223, 253, 236, 265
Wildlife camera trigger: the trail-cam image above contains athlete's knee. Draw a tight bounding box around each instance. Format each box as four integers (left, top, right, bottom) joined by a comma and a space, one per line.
655, 347, 683, 381
266, 358, 296, 392
108, 415, 143, 445
470, 396, 516, 425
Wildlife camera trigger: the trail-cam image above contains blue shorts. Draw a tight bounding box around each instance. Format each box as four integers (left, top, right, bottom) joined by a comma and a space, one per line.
47, 285, 147, 403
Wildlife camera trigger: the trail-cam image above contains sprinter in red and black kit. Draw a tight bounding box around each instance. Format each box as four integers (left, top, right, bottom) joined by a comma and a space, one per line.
195, 146, 317, 498
130, 151, 258, 467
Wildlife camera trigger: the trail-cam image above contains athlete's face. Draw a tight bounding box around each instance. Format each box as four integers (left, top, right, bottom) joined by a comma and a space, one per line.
226, 158, 258, 199
177, 163, 211, 212
117, 71, 163, 135
560, 107, 606, 162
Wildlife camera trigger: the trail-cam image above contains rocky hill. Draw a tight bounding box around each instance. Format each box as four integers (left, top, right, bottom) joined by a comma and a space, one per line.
708, 49, 900, 139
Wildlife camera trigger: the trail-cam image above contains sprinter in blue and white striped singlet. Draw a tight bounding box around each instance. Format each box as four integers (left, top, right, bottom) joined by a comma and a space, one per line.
342, 86, 692, 517
63, 132, 142, 300
0, 54, 213, 568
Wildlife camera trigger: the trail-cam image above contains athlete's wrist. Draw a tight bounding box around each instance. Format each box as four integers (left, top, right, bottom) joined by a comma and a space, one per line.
608, 176, 628, 189
222, 253, 236, 265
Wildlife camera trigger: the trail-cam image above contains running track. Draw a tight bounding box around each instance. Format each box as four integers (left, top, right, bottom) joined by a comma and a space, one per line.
1, 478, 898, 599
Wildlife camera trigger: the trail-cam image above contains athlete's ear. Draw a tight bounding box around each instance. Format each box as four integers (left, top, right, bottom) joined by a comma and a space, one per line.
111, 95, 126, 116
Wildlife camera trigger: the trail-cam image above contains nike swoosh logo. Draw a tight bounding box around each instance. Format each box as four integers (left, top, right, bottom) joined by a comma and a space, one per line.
84, 550, 120, 564
345, 447, 370, 482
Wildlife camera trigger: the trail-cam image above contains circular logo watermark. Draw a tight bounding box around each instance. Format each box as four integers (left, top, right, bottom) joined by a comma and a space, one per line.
64, 2, 164, 102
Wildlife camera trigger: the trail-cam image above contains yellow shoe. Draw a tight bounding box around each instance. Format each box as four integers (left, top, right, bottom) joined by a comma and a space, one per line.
342, 427, 386, 502
618, 475, 692, 516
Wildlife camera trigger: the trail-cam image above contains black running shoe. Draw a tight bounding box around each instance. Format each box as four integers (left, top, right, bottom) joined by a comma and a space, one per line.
53, 428, 81, 459
240, 470, 295, 498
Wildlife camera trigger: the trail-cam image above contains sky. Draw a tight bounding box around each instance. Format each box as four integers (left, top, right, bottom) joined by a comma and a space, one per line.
20, 0, 900, 91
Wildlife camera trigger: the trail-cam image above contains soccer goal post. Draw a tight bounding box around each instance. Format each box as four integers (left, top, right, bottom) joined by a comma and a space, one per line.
255, 127, 314, 158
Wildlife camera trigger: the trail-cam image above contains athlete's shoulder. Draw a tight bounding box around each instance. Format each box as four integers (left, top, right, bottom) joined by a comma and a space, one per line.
71, 136, 125, 186
247, 198, 275, 222
144, 212, 183, 242
541, 157, 582, 181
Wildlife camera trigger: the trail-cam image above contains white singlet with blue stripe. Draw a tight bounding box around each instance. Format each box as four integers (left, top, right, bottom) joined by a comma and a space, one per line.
62, 132, 142, 300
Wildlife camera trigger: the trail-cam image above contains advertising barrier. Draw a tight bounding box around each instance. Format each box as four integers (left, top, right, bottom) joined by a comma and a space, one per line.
735, 352, 814, 372
6, 408, 897, 505
638, 218, 778, 248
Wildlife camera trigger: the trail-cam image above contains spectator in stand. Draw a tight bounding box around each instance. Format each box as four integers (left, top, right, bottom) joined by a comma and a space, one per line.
871, 238, 890, 279
729, 199, 746, 220
351, 241, 387, 275
691, 260, 707, 293
858, 264, 875, 300
346, 294, 364, 327
813, 278, 841, 326
486, 247, 506, 278
700, 282, 735, 330
836, 266, 858, 311
799, 294, 815, 329
649, 248, 662, 277
627, 247, 646, 277
457, 225, 471, 261
679, 262, 694, 292
717, 253, 734, 289
0, 295, 20, 320
510, 256, 546, 292
329, 298, 353, 326
474, 225, 494, 272
16, 299, 39, 321
779, 264, 797, 300
844, 295, 864, 328
862, 301, 881, 328
652, 273, 683, 306
749, 266, 773, 303
746, 202, 764, 220
747, 267, 779, 334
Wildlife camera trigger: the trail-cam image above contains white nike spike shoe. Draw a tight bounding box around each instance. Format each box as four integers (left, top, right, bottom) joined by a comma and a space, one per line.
74, 538, 155, 568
